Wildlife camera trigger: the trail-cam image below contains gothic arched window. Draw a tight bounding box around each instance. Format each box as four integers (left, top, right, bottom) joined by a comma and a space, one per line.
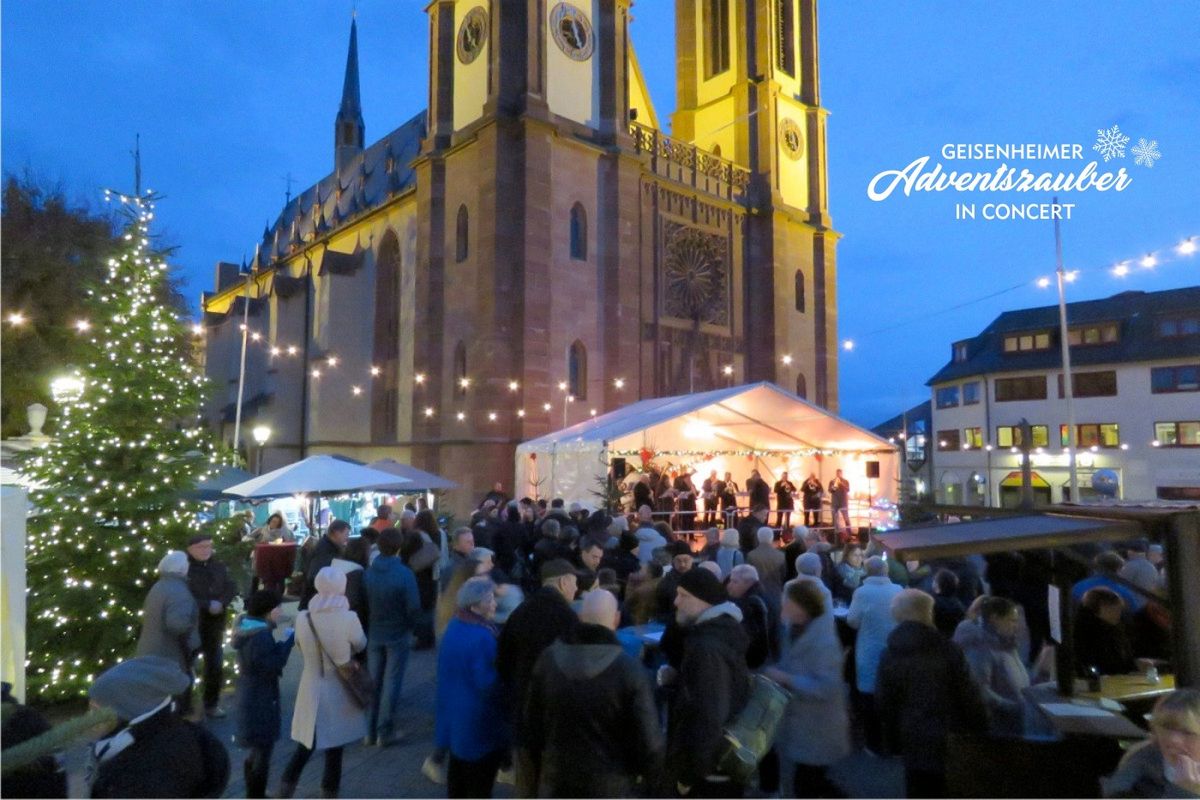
569, 203, 587, 261
455, 205, 469, 263
371, 231, 401, 441
568, 340, 587, 400
796, 372, 808, 400
794, 269, 805, 313
454, 340, 467, 397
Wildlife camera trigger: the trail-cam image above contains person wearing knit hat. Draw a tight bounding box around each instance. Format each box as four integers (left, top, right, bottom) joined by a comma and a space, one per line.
137, 551, 200, 677
87, 656, 229, 798
232, 590, 295, 798
664, 555, 750, 796
278, 566, 367, 798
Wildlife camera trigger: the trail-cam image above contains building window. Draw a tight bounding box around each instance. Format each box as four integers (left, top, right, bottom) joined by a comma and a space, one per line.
935, 386, 960, 409
371, 232, 401, 441
937, 430, 961, 451
952, 342, 969, 362
994, 375, 1047, 402
1156, 315, 1200, 338
455, 205, 469, 262
795, 372, 807, 399
568, 340, 587, 400
776, 0, 795, 76
569, 203, 587, 261
1002, 331, 1052, 353
1057, 370, 1117, 398
794, 270, 805, 313
454, 340, 467, 397
964, 427, 984, 449
1151, 364, 1200, 393
703, 0, 730, 78
1068, 322, 1119, 346
1061, 423, 1120, 448
1154, 421, 1200, 446
962, 381, 981, 405
997, 424, 1049, 448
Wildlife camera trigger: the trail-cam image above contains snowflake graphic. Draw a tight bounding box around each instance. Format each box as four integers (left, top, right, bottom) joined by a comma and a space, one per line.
1093, 125, 1130, 161
1131, 138, 1161, 168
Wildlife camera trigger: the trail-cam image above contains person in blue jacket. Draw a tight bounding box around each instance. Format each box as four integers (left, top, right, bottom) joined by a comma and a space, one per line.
435, 576, 511, 798
363, 527, 421, 746
232, 589, 295, 799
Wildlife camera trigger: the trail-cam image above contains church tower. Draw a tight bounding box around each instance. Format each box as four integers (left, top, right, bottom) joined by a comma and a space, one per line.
334, 17, 365, 173
673, 0, 838, 409
413, 0, 643, 495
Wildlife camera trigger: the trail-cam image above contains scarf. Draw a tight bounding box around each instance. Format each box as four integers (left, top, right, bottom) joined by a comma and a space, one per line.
454, 608, 499, 637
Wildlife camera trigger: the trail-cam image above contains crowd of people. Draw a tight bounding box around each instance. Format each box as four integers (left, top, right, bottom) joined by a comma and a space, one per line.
3, 490, 1197, 800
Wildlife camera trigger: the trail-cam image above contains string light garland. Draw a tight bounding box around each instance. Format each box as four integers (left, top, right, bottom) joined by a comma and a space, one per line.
838, 235, 1197, 352
20, 190, 229, 701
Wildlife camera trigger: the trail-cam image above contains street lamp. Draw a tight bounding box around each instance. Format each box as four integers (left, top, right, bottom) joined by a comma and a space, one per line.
252, 424, 272, 474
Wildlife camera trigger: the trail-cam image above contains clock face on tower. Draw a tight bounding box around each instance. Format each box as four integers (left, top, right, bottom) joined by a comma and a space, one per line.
456, 6, 488, 64
550, 2, 594, 61
779, 117, 804, 161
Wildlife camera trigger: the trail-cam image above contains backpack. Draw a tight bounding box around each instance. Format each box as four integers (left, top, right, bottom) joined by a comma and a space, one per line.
715, 673, 790, 784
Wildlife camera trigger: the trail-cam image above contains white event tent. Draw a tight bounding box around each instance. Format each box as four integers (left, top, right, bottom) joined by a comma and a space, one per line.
515, 382, 900, 515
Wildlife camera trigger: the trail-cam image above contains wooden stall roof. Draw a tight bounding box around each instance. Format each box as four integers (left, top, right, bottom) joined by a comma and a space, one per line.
875, 513, 1141, 560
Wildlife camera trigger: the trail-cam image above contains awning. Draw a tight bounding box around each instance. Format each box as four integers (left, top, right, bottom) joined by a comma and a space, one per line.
1000, 470, 1050, 488
874, 513, 1139, 561
366, 459, 459, 491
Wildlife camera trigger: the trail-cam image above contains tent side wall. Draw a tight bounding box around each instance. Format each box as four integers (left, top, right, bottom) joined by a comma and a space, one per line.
514, 441, 609, 507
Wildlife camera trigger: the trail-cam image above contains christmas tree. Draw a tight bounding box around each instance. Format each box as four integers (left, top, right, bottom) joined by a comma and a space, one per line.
21, 191, 220, 701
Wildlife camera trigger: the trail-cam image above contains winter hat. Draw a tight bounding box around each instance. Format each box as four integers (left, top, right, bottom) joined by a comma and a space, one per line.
247, 589, 282, 619
186, 533, 213, 547
157, 551, 189, 577
314, 566, 347, 597
541, 558, 584, 583
796, 552, 823, 578
678, 567, 727, 607
667, 540, 693, 558
89, 656, 190, 721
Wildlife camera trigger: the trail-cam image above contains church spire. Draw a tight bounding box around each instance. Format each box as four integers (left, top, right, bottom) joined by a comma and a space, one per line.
334, 15, 365, 173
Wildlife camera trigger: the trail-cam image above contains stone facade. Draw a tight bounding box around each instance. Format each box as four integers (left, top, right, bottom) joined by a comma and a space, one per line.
201, 0, 839, 514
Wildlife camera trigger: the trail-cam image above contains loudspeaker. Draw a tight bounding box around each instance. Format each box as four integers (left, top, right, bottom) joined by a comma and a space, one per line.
865, 460, 880, 479
611, 457, 627, 478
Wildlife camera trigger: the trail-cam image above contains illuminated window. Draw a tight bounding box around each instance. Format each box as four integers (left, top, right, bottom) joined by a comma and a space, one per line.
997, 424, 1049, 448
1061, 423, 1120, 448
1154, 421, 1200, 446
1003, 331, 1052, 353
1068, 322, 1119, 346
964, 427, 984, 449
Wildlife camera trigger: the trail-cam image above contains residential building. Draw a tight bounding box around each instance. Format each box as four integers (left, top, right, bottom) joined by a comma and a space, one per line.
926, 287, 1200, 506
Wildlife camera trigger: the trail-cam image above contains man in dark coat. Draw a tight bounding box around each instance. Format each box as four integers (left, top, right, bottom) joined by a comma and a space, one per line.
87, 656, 230, 799
727, 564, 777, 668
737, 505, 770, 554
186, 533, 237, 718
654, 541, 696, 622
496, 559, 581, 796
877, 589, 988, 799
524, 590, 663, 797
663, 568, 750, 797
747, 470, 771, 511
299, 520, 350, 609
773, 472, 797, 531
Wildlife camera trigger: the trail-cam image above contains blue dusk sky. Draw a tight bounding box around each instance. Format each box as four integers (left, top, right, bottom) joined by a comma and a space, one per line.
3, 1, 1197, 427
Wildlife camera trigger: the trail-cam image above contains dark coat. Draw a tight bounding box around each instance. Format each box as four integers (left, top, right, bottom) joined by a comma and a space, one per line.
1074, 607, 1135, 676
633, 481, 653, 511
1, 689, 66, 799
748, 478, 771, 509
299, 535, 343, 609
933, 594, 967, 639
364, 555, 420, 644
525, 624, 663, 798
496, 586, 578, 738
877, 621, 989, 772
600, 547, 641, 589
231, 616, 294, 747
774, 480, 796, 510
186, 556, 236, 609
90, 706, 229, 798
734, 583, 776, 668
800, 478, 823, 510
666, 603, 750, 788
737, 515, 767, 553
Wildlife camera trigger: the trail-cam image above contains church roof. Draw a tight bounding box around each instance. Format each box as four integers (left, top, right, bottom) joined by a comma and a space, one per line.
258, 110, 427, 264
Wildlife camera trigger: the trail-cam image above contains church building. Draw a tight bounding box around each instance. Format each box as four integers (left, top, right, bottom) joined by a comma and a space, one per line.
201, 0, 839, 511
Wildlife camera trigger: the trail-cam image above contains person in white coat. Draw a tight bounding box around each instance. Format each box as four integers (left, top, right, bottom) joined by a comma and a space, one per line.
846, 556, 902, 753
278, 567, 368, 798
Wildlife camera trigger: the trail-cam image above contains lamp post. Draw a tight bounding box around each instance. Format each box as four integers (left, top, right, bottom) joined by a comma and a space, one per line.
1053, 195, 1079, 503
252, 424, 272, 474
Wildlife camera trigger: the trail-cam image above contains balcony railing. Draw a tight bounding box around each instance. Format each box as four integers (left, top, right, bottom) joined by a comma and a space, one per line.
628, 121, 752, 204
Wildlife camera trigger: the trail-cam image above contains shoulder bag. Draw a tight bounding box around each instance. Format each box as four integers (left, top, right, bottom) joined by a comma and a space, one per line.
305, 612, 374, 710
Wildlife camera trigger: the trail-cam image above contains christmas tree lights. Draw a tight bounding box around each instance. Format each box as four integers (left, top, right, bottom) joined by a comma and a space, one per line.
21, 192, 224, 701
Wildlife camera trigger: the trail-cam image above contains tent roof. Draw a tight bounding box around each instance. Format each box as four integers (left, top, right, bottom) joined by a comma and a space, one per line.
366, 459, 459, 491
874, 513, 1141, 560
223, 454, 410, 499
517, 382, 895, 454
